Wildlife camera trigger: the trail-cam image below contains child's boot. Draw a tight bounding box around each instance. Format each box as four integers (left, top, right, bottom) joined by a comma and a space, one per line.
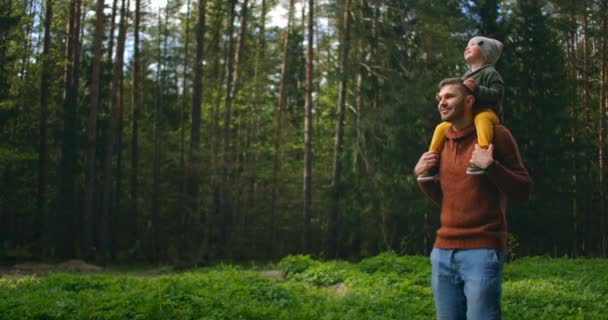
417, 167, 439, 182
466, 164, 486, 175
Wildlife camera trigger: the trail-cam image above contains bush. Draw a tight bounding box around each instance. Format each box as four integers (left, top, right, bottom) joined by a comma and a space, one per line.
288, 263, 348, 286
359, 251, 416, 274
277, 255, 318, 275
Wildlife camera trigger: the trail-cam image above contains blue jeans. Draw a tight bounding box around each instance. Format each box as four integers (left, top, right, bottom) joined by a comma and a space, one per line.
430, 248, 506, 320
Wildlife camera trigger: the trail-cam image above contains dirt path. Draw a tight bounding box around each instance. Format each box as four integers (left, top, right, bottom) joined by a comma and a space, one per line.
1, 260, 103, 276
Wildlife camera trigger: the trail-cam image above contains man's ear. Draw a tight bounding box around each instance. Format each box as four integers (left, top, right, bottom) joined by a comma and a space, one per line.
465, 94, 476, 109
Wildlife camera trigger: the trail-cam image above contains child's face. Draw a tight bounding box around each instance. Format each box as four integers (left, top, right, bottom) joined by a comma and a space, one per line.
464, 39, 484, 65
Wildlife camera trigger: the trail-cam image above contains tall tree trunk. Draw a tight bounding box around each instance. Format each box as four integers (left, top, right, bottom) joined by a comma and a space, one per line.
569, 0, 578, 257
114, 0, 130, 259
271, 0, 295, 256
355, 2, 363, 167
37, 0, 54, 255
351, 0, 366, 259
221, 0, 238, 160
230, 0, 249, 103
130, 0, 142, 253
226, 0, 249, 252
82, 0, 106, 261
371, 0, 379, 110
58, 0, 82, 259
129, 0, 143, 255
328, 0, 352, 259
18, 0, 36, 110
302, 0, 314, 254
190, 0, 207, 161
246, 0, 265, 255
179, 0, 192, 258
0, 1, 13, 101
188, 0, 207, 261
114, 57, 124, 259
582, 0, 590, 255
207, 2, 227, 259
583, 1, 590, 128
600, 0, 608, 257
107, 0, 119, 66
218, 0, 237, 257
100, 0, 127, 265
151, 8, 165, 262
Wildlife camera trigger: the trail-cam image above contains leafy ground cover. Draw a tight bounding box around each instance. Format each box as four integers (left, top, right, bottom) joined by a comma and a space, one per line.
0, 253, 606, 319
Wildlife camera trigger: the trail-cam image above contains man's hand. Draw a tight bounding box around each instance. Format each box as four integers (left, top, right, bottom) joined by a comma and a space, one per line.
470, 144, 495, 169
414, 151, 440, 176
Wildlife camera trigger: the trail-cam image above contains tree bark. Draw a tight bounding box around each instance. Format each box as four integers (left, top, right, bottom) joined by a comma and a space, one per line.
190, 0, 207, 161
600, 0, 608, 257
58, 0, 82, 258
187, 0, 207, 261
107, 0, 119, 66
272, 0, 295, 256
583, 1, 590, 128
179, 0, 192, 258
83, 0, 106, 261
205, 2, 228, 260
582, 0, 591, 255
114, 0, 130, 258
569, 0, 578, 257
218, 0, 238, 256
303, 0, 314, 254
100, 0, 128, 265
227, 0, 250, 254
18, 0, 36, 93
221, 0, 237, 158
229, 0, 249, 104
328, 0, 352, 259
351, 0, 366, 259
151, 8, 167, 262
130, 0, 142, 253
246, 0, 265, 255
37, 0, 54, 255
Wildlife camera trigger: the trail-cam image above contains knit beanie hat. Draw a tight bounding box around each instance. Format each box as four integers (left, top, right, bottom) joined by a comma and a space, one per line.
470, 36, 503, 65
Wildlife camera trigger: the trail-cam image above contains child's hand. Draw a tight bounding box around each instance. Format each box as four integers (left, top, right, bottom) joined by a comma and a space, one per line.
463, 78, 478, 93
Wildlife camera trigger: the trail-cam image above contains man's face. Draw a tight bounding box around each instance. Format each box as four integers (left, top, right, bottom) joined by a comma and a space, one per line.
435, 84, 470, 123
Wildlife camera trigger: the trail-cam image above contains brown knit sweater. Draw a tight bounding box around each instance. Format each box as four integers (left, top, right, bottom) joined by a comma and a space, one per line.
418, 124, 532, 251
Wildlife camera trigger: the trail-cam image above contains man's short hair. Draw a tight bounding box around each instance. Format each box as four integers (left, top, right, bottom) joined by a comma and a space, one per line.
438, 78, 474, 95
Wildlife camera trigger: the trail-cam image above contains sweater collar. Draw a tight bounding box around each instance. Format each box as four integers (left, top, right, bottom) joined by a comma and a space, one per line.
464, 64, 493, 77
445, 123, 476, 140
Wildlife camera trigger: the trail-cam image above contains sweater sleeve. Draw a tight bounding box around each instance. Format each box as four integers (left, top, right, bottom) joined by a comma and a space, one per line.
417, 180, 443, 207
486, 126, 533, 204
475, 70, 504, 106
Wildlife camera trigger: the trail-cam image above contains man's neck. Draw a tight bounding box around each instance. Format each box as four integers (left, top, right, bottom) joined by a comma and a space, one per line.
451, 119, 473, 131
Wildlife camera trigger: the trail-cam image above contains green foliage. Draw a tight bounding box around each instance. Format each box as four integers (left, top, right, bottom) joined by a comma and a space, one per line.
503, 257, 608, 320
277, 254, 319, 275
0, 255, 606, 319
507, 233, 520, 261
359, 252, 424, 275
287, 261, 350, 286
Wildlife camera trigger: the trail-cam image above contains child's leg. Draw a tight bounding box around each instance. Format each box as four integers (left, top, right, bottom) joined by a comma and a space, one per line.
429, 122, 452, 153
473, 109, 500, 149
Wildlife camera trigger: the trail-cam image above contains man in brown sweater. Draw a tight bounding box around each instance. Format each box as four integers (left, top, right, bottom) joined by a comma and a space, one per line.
414, 78, 532, 320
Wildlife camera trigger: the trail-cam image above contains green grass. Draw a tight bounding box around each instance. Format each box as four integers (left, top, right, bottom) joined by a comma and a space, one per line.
0, 253, 606, 319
